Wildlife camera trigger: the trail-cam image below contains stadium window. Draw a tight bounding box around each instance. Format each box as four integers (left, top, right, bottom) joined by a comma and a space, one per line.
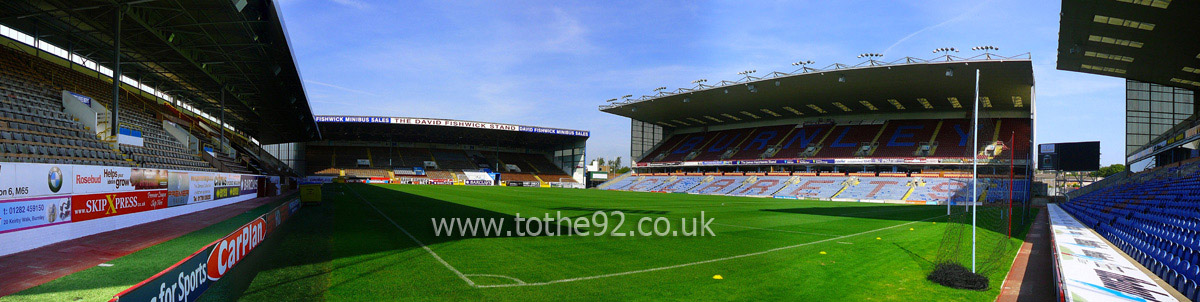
1084, 51, 1135, 62
1116, 0, 1170, 9
1087, 35, 1144, 48
1093, 15, 1155, 30
916, 98, 933, 109
946, 97, 962, 108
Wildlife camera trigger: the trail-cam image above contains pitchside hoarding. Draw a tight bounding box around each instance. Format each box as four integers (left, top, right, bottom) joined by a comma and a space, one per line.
0, 162, 264, 234
167, 171, 190, 207
132, 168, 169, 190
111, 200, 300, 302
240, 175, 259, 195
72, 166, 134, 194
0, 196, 71, 233
189, 173, 215, 204
71, 190, 168, 222
0, 163, 73, 200
213, 174, 241, 200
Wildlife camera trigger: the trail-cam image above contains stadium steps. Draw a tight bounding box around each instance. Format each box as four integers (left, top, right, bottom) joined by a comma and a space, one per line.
901, 186, 916, 200
829, 181, 852, 198
926, 120, 944, 156
595, 172, 631, 189
864, 121, 889, 157
761, 126, 800, 158
720, 128, 759, 159
808, 125, 838, 157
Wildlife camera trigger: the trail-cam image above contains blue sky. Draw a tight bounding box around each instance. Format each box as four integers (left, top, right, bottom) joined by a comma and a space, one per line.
277, 0, 1128, 166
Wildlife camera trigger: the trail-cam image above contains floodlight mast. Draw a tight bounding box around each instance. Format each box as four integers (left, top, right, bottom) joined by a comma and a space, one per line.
792, 60, 815, 73
972, 46, 998, 60
737, 70, 757, 81
932, 47, 959, 62
857, 53, 883, 66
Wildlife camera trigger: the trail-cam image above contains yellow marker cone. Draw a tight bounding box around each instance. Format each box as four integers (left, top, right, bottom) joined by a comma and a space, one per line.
933, 222, 937, 224
819, 251, 827, 255
713, 275, 724, 280
876, 237, 882, 240
909, 228, 914, 231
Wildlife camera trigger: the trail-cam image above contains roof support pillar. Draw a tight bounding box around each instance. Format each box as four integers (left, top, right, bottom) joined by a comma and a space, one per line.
110, 5, 122, 137
220, 88, 226, 151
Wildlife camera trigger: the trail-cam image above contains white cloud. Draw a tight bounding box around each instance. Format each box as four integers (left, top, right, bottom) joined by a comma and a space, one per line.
329, 0, 367, 9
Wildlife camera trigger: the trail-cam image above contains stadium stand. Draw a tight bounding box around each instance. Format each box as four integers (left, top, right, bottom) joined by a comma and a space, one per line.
0, 52, 131, 166
1059, 162, 1200, 300
0, 44, 269, 172
635, 118, 1030, 164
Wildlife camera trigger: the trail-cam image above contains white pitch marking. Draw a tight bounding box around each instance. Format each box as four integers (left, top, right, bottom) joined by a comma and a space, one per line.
349, 184, 944, 289
474, 215, 946, 288
346, 186, 479, 287
465, 274, 527, 285
711, 222, 840, 237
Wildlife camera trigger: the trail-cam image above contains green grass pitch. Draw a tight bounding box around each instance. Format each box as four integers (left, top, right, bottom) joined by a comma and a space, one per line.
236, 184, 1029, 301
2, 184, 1031, 301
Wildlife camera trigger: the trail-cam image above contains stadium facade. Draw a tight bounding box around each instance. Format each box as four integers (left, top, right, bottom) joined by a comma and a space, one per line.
1055, 1, 1200, 301
1058, 0, 1199, 172
265, 115, 588, 187
0, 0, 312, 256
599, 55, 1035, 205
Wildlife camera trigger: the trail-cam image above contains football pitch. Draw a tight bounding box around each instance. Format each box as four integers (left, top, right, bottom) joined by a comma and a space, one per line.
2, 184, 1030, 301
234, 184, 1028, 301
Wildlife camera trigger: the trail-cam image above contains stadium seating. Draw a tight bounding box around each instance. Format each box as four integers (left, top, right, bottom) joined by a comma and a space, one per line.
501, 173, 541, 183
772, 177, 848, 199
636, 118, 1030, 164
426, 170, 455, 180
689, 128, 754, 161
432, 149, 477, 170
871, 120, 940, 158
836, 177, 910, 200
726, 125, 798, 160
657, 176, 705, 192
814, 124, 885, 158
767, 124, 834, 159
1060, 162, 1200, 299
687, 176, 749, 194
728, 176, 791, 196
599, 173, 1028, 206
0, 44, 228, 172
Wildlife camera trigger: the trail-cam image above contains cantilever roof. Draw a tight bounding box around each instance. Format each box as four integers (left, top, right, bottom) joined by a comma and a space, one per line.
0, 0, 319, 144
314, 115, 588, 149
600, 54, 1035, 127
1058, 0, 1200, 90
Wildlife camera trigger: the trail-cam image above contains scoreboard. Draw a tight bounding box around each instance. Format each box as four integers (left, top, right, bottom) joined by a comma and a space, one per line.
1038, 141, 1100, 171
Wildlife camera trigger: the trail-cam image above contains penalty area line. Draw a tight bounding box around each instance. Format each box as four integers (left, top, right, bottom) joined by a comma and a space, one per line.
345, 186, 479, 287
474, 214, 947, 288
